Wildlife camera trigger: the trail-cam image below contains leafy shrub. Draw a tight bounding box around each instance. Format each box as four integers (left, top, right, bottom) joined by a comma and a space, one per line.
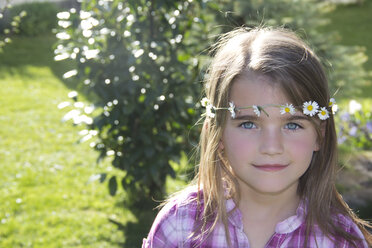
55, 0, 213, 201
0, 2, 26, 52
9, 2, 59, 36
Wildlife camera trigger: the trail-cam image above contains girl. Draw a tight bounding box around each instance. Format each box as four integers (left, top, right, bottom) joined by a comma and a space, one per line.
142, 27, 372, 247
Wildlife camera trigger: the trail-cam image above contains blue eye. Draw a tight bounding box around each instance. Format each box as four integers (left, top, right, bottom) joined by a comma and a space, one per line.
240, 122, 256, 129
286, 122, 302, 130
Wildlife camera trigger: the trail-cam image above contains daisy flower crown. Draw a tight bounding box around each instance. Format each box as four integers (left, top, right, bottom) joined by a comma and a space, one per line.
200, 97, 337, 120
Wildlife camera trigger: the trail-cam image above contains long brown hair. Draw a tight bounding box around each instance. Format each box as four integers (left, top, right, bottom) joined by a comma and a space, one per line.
189, 27, 372, 246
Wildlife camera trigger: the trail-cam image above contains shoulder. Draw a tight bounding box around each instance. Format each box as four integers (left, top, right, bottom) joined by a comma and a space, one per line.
332, 213, 369, 248
312, 213, 369, 248
142, 186, 201, 248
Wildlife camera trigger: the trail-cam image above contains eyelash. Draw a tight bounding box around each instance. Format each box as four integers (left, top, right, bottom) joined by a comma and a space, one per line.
239, 122, 303, 131
285, 122, 303, 131
239, 122, 256, 129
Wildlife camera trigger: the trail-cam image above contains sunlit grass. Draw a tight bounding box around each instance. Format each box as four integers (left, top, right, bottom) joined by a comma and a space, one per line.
0, 36, 133, 247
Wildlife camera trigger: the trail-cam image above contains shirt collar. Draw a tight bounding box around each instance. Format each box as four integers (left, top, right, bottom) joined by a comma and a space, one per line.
275, 200, 306, 234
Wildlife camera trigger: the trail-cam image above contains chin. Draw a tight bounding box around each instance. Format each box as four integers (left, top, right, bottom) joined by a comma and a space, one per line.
247, 181, 299, 195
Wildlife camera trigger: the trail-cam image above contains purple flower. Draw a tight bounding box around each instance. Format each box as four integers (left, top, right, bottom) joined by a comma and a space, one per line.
366, 122, 372, 134
337, 135, 347, 145
348, 126, 358, 137
340, 112, 350, 122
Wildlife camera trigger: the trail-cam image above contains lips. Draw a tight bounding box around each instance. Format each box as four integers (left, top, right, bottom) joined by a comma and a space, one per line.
252, 164, 288, 172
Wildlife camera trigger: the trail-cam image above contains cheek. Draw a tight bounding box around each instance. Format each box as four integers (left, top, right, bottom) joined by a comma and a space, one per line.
228, 135, 252, 149
223, 134, 256, 161
287, 137, 317, 160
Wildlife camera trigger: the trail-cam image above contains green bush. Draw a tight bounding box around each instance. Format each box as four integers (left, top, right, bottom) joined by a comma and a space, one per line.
0, 3, 26, 52
55, 0, 213, 201
9, 2, 59, 36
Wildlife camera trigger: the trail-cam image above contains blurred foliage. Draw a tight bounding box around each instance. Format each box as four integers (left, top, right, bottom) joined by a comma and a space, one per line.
214, 0, 370, 97
0, 0, 26, 52
337, 99, 372, 151
8, 2, 59, 36
319, 0, 372, 98
55, 0, 371, 202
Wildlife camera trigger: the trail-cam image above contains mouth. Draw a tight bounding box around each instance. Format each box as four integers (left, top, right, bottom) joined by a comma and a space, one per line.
252, 164, 289, 172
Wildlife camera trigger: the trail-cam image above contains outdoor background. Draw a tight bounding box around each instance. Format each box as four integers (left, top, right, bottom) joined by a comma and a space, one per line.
0, 0, 371, 247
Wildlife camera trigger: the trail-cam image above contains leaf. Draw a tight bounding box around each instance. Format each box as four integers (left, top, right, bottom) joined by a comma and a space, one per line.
138, 94, 145, 103
108, 176, 117, 196
168, 166, 176, 179
144, 147, 155, 158
177, 53, 190, 62
99, 173, 107, 183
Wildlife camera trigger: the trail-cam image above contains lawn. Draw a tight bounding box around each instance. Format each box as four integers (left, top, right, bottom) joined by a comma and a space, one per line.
0, 35, 136, 247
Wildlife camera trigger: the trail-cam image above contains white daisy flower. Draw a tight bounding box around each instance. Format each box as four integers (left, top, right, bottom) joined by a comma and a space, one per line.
303, 101, 319, 117
206, 104, 215, 118
228, 101, 236, 119
253, 105, 261, 117
328, 98, 336, 108
201, 97, 209, 107
318, 107, 329, 120
332, 104, 338, 114
280, 103, 296, 115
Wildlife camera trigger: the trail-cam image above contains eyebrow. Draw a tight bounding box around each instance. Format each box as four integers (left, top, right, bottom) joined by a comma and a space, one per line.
285, 115, 312, 122
233, 114, 311, 122
233, 114, 259, 121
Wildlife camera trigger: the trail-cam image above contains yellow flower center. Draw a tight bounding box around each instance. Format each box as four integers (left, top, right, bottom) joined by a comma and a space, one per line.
285, 107, 290, 112
329, 102, 332, 107
307, 105, 313, 111
321, 110, 326, 115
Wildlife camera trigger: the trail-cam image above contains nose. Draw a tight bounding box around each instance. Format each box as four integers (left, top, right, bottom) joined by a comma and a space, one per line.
258, 128, 284, 155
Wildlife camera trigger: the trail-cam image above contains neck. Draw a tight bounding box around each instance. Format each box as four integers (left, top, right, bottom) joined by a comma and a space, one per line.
238, 182, 300, 222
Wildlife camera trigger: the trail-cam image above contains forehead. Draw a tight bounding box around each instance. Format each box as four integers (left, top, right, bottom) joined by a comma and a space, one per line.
231, 72, 290, 107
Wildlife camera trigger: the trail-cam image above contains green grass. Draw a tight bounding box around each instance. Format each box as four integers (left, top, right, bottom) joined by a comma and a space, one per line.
321, 0, 372, 97
0, 36, 136, 247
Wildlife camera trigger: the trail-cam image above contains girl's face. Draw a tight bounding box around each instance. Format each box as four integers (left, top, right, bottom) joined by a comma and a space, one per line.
221, 72, 320, 196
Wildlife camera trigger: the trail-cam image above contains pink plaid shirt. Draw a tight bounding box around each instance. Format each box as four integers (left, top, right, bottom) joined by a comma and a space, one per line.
142, 188, 368, 248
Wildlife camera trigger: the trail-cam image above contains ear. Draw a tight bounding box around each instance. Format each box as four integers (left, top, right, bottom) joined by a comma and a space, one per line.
219, 140, 224, 150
